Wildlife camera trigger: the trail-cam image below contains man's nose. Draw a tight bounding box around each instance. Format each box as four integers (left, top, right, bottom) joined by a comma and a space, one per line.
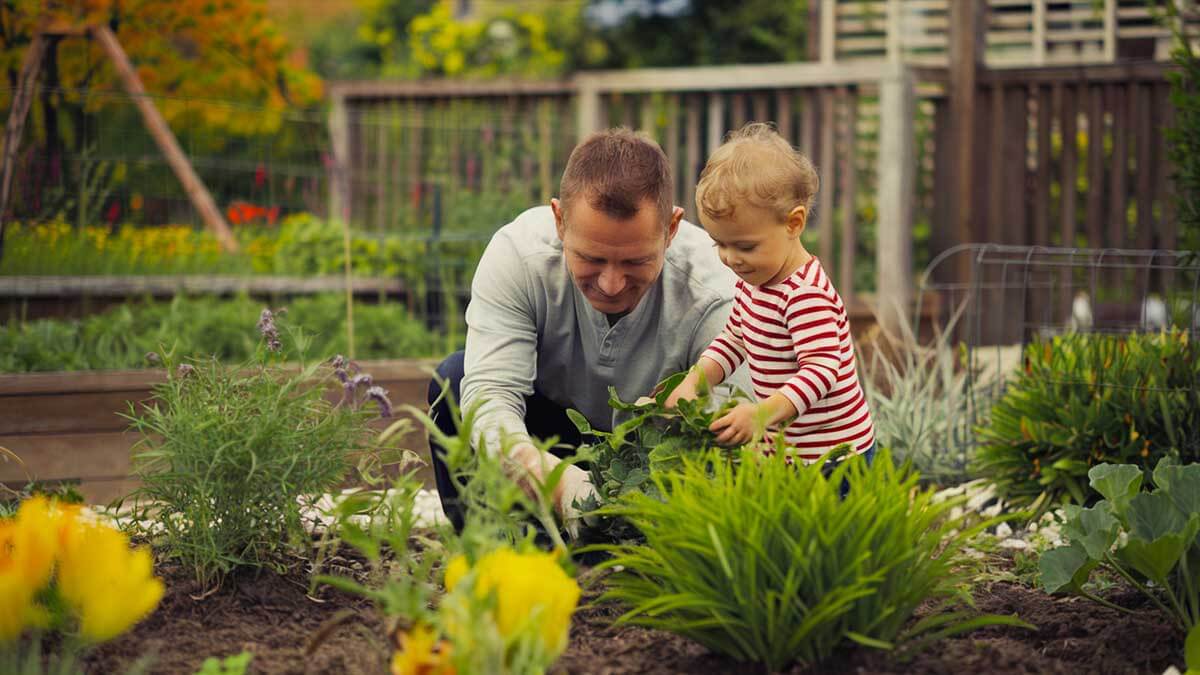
597, 265, 625, 295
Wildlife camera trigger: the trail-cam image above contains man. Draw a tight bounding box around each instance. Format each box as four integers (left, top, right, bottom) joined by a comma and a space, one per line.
428, 127, 742, 535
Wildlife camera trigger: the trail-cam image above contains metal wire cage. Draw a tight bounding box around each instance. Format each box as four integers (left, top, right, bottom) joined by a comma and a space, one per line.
910, 244, 1200, 479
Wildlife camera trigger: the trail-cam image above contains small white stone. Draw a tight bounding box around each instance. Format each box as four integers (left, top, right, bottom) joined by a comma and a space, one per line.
995, 522, 1013, 538
997, 538, 1031, 550
1161, 666, 1182, 675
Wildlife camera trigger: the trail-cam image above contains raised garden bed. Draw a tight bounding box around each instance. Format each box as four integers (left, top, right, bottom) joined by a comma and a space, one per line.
0, 359, 438, 503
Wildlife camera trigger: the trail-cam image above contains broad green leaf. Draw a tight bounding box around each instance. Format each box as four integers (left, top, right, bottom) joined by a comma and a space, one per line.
1061, 502, 1119, 560
1186, 621, 1200, 674
1039, 544, 1098, 594
1126, 492, 1190, 542
1153, 459, 1200, 517
1116, 530, 1195, 586
1088, 464, 1143, 514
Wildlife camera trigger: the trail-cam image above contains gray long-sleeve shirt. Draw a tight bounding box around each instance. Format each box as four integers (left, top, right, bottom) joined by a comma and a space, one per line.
461, 205, 744, 454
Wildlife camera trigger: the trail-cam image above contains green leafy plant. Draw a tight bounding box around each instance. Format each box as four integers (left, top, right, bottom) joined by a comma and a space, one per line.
861, 304, 999, 486
1039, 458, 1200, 665
590, 447, 1031, 671
123, 314, 390, 588
0, 293, 448, 374
315, 394, 583, 675
194, 651, 252, 675
975, 331, 1200, 518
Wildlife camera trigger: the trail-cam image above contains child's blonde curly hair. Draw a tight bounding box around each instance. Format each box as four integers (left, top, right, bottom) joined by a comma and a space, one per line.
695, 122, 820, 223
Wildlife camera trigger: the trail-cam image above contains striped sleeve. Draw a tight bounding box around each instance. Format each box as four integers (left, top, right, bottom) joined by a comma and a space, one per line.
777, 292, 843, 418
700, 284, 748, 380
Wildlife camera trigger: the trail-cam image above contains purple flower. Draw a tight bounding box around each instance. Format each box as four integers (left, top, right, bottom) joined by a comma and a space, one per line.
176, 363, 195, 379
345, 373, 373, 398
145, 351, 160, 365
257, 308, 282, 352
331, 355, 347, 370
366, 385, 393, 418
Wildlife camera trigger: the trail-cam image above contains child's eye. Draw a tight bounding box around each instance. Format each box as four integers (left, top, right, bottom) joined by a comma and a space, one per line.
736, 244, 756, 252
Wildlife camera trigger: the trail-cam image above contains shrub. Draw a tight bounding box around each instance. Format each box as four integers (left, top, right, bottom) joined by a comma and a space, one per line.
591, 448, 1029, 671
975, 331, 1200, 517
124, 316, 391, 587
1039, 459, 1200, 664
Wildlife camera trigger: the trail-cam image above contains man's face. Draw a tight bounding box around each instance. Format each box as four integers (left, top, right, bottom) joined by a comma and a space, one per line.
553, 196, 682, 315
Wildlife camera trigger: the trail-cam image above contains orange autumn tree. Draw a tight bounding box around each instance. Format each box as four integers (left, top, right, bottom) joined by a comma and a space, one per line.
1, 0, 322, 143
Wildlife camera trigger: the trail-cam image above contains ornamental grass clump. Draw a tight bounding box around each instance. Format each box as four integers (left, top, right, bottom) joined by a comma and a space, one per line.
125, 312, 391, 588
976, 330, 1200, 518
0, 496, 163, 668
591, 448, 1030, 671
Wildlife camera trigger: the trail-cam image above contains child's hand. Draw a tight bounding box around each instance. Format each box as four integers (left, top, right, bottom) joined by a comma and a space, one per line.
663, 378, 698, 409
709, 402, 762, 446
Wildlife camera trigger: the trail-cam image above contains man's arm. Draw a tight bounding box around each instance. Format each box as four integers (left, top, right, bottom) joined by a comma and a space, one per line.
460, 230, 538, 455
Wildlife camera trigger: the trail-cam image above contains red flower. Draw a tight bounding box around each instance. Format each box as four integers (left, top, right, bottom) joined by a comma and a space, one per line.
254, 164, 267, 189
105, 202, 121, 224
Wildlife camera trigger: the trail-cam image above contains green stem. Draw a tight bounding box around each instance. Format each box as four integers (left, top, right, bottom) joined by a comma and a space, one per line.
1179, 551, 1199, 627
1078, 587, 1136, 614
1104, 554, 1187, 632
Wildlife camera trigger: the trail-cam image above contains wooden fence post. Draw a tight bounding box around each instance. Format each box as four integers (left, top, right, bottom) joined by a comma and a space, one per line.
877, 62, 915, 337
948, 0, 987, 283
575, 76, 601, 141
328, 88, 351, 223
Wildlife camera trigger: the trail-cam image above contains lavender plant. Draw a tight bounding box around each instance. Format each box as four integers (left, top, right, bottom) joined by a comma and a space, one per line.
123, 311, 391, 588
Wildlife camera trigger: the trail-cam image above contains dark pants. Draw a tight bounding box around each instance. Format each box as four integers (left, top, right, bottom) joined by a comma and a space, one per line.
427, 351, 587, 531
820, 443, 877, 499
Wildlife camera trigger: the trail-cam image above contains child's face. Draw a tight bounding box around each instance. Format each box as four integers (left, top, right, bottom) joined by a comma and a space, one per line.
701, 203, 806, 287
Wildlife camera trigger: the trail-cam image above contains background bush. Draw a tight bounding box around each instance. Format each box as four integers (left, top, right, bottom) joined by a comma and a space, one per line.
975, 331, 1200, 516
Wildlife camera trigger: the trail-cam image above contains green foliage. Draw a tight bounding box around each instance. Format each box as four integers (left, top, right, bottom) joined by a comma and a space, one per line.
591, 448, 1030, 671
1162, 1, 1200, 255
975, 331, 1200, 518
123, 323, 388, 588
0, 293, 449, 374
1040, 458, 1200, 657
571, 373, 743, 541
194, 652, 252, 675
861, 307, 998, 485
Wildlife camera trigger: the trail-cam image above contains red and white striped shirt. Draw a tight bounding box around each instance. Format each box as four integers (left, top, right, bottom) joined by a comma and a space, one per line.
701, 258, 875, 462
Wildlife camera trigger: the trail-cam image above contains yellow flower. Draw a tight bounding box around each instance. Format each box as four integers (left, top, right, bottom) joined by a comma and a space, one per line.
56, 517, 164, 644
0, 497, 66, 641
391, 623, 455, 675
444, 547, 579, 659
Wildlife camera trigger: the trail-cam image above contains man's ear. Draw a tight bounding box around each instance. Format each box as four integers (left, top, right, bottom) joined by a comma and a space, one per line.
551, 198, 567, 241
786, 205, 807, 238
665, 206, 684, 245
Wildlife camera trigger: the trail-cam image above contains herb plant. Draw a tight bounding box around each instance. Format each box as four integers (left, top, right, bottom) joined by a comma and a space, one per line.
590, 447, 1030, 671
975, 331, 1200, 518
124, 314, 389, 588
1040, 458, 1200, 664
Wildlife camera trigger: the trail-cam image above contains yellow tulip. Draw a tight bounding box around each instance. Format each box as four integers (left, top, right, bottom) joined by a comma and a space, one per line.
443, 547, 579, 659
0, 497, 65, 642
56, 518, 164, 644
391, 623, 455, 675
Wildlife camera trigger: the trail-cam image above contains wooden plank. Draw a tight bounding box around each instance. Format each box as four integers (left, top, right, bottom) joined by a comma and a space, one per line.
0, 391, 152, 434
838, 87, 858, 299
375, 103, 388, 231
752, 92, 768, 124
988, 84, 1006, 244
640, 95, 656, 138
819, 87, 837, 270
0, 431, 140, 505
1108, 83, 1127, 249
666, 94, 680, 209
1004, 84, 1028, 246
685, 94, 701, 223
950, 0, 987, 282
731, 93, 747, 131
980, 62, 1173, 85
931, 98, 952, 267
537, 98, 553, 202
707, 93, 725, 161
408, 102, 423, 218
775, 89, 793, 142
801, 90, 818, 163
1134, 82, 1154, 250
1033, 84, 1051, 245
1155, 83, 1175, 254
1085, 85, 1105, 248
574, 61, 897, 94
331, 79, 575, 100
1060, 84, 1079, 248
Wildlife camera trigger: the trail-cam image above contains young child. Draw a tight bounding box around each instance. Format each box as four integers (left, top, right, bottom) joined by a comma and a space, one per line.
667, 123, 875, 464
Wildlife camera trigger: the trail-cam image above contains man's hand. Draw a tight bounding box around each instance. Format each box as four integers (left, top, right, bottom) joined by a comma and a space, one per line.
709, 401, 762, 447
504, 442, 597, 538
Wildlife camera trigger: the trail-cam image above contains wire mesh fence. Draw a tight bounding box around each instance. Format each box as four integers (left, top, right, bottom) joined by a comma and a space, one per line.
909, 243, 1200, 482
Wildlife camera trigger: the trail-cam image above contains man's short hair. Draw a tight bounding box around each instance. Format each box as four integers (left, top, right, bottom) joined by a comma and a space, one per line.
696, 122, 820, 223
559, 127, 674, 228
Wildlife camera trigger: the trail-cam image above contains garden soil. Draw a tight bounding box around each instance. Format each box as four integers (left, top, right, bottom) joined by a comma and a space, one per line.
87, 555, 1181, 675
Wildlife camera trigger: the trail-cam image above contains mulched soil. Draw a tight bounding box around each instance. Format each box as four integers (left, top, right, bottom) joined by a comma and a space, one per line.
86, 552, 1182, 675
